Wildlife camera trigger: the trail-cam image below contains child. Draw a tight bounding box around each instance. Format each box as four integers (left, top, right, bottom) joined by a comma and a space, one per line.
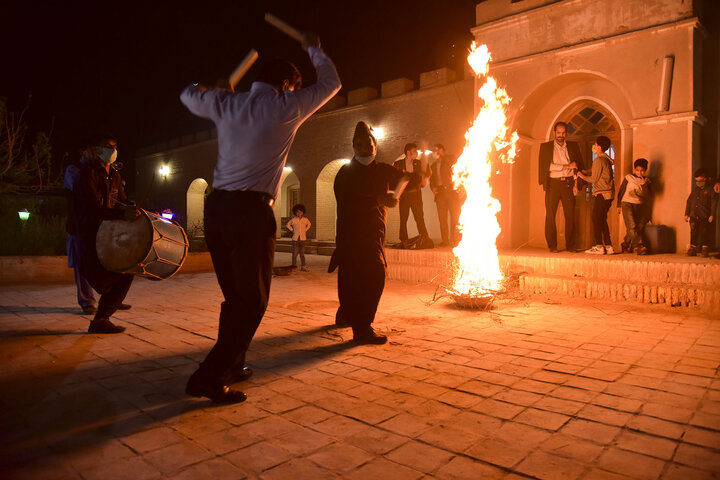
616, 158, 652, 255
685, 168, 717, 257
579, 136, 615, 254
286, 204, 311, 271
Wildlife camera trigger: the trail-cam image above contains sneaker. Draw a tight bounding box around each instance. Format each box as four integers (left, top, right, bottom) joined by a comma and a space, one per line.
353, 327, 387, 345
700, 246, 710, 258
88, 317, 126, 334
621, 242, 631, 254
687, 245, 698, 257
636, 245, 648, 255
585, 245, 605, 255
300, 266, 310, 272
605, 245, 615, 255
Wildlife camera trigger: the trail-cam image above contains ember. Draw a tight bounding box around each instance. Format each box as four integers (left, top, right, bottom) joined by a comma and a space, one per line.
449, 42, 518, 307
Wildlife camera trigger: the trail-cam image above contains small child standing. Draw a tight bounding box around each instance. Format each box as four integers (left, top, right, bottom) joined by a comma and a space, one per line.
685, 168, 718, 257
579, 135, 615, 254
617, 158, 652, 255
287, 204, 311, 271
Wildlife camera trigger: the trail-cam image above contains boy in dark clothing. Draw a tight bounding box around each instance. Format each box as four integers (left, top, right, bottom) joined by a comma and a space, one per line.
617, 158, 652, 255
684, 168, 718, 257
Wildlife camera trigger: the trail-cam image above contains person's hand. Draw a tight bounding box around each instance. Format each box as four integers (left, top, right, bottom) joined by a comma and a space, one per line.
302, 32, 320, 51
572, 184, 579, 196
640, 176, 647, 185
123, 206, 141, 222
710, 216, 715, 223
714, 182, 720, 194
684, 215, 690, 222
568, 162, 577, 169
377, 192, 398, 208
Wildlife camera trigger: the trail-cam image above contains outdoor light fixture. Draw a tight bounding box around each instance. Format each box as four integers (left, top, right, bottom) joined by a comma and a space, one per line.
18, 209, 30, 221
341, 159, 351, 164
370, 126, 385, 140
158, 165, 170, 177
284, 166, 292, 172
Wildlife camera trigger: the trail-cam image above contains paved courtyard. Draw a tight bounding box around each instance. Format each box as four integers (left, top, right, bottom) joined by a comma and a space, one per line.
1, 253, 719, 479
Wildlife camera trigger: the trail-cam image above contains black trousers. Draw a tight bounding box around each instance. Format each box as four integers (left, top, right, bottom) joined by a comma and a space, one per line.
689, 217, 712, 247
399, 189, 428, 241
591, 195, 612, 246
195, 189, 276, 385
336, 259, 385, 335
79, 238, 133, 319
435, 188, 461, 245
544, 178, 576, 250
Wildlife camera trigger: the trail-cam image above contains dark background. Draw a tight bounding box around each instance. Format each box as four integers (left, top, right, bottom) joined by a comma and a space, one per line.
0, 0, 481, 190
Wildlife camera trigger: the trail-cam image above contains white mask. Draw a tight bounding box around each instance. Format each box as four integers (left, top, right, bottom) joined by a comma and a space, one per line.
355, 154, 375, 166
97, 147, 117, 165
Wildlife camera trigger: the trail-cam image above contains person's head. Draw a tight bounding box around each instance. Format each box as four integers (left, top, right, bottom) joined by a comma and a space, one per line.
553, 122, 568, 145
352, 121, 377, 165
292, 204, 306, 217
257, 58, 302, 92
633, 158, 648, 177
595, 136, 611, 154
404, 143, 418, 160
91, 133, 118, 166
694, 168, 709, 188
433, 143, 445, 160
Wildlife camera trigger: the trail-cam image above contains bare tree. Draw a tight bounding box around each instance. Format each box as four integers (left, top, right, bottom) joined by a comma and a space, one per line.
0, 96, 60, 194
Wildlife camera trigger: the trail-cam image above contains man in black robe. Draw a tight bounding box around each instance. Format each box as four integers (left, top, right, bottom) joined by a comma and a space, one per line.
330, 122, 406, 344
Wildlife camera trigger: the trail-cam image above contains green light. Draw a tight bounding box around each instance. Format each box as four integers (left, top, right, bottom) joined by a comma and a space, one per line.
18, 209, 30, 221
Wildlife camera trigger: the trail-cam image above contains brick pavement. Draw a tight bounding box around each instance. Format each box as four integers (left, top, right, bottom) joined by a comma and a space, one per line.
1, 253, 719, 479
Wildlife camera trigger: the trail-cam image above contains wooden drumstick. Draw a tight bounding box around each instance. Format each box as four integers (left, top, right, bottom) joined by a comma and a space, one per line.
264, 13, 304, 43
229, 49, 259, 89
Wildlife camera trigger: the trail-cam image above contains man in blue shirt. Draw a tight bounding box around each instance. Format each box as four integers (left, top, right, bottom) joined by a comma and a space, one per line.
180, 32, 341, 403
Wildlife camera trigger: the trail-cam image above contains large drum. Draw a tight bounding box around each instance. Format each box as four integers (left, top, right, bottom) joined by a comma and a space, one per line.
96, 209, 189, 280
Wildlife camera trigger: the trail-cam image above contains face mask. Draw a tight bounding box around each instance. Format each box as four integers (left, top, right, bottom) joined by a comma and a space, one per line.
355, 154, 375, 166
97, 147, 117, 165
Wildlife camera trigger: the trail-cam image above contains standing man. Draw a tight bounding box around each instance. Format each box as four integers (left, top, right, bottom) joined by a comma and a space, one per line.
429, 144, 461, 247
330, 122, 406, 344
65, 147, 97, 315
393, 143, 431, 245
74, 134, 137, 334
538, 121, 585, 252
179, 33, 341, 403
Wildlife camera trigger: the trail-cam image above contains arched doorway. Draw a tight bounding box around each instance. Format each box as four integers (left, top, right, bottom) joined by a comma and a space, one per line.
316, 159, 350, 241
275, 170, 299, 238
186, 178, 209, 237
558, 102, 621, 250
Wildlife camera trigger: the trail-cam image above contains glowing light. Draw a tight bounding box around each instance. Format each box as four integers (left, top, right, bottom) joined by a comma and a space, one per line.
161, 212, 174, 220
284, 166, 293, 172
450, 42, 518, 299
370, 126, 385, 140
158, 165, 170, 176
341, 159, 351, 164
17, 209, 30, 221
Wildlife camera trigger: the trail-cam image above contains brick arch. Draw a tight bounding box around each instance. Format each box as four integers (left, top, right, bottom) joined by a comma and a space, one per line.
186, 178, 208, 236
315, 159, 350, 241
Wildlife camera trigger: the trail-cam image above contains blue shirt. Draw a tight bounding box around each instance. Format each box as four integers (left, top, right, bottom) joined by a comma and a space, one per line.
179, 47, 341, 197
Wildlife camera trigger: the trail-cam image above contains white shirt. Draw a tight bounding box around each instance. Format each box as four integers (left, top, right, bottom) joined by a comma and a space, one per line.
180, 47, 341, 197
287, 216, 311, 241
549, 141, 574, 178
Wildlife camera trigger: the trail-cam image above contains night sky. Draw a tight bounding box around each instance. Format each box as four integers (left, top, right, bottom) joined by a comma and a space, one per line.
0, 0, 480, 184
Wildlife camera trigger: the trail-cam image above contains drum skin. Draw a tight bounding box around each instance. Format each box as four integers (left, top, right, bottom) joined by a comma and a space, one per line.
96, 210, 188, 280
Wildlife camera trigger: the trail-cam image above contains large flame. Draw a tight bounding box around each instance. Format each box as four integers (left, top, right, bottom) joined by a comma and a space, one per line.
450, 42, 518, 298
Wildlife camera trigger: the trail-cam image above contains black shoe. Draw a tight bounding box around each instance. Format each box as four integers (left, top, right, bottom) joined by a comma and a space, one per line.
353, 328, 387, 345
228, 367, 253, 384
335, 311, 350, 328
687, 246, 698, 257
549, 248, 559, 253
117, 304, 132, 310
88, 318, 126, 334
186, 376, 246, 404
81, 305, 97, 315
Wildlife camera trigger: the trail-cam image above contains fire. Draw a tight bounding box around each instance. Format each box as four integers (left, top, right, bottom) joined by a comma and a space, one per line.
450, 42, 518, 299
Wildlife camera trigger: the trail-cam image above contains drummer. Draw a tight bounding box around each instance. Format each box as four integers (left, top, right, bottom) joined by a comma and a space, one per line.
74, 134, 139, 334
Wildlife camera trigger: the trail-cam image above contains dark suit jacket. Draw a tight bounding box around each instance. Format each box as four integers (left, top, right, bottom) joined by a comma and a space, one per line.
392, 157, 430, 193
538, 140, 584, 191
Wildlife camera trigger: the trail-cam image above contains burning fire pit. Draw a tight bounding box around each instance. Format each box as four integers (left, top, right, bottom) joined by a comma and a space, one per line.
448, 43, 518, 306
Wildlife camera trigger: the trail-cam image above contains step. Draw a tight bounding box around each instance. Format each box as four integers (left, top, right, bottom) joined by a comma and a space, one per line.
384, 248, 720, 313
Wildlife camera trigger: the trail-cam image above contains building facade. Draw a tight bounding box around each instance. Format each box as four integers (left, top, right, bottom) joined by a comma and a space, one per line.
135, 0, 718, 251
